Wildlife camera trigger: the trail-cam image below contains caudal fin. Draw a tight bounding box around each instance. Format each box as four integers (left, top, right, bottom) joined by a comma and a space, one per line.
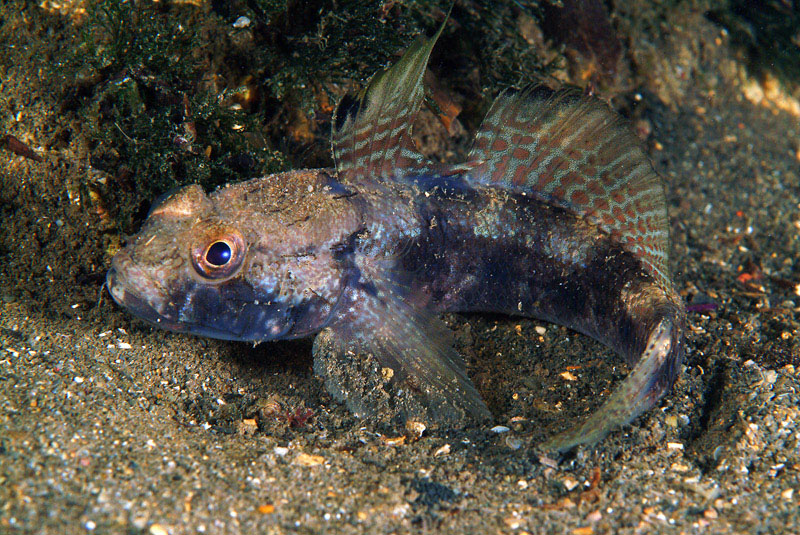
542, 313, 684, 453
459, 84, 686, 451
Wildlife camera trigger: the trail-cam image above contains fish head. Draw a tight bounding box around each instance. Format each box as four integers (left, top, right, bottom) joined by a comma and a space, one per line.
107, 170, 361, 342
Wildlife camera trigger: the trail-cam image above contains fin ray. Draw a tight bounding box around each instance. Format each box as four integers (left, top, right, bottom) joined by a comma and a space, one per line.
465, 86, 671, 286
312, 280, 491, 425
332, 19, 447, 184
542, 315, 684, 452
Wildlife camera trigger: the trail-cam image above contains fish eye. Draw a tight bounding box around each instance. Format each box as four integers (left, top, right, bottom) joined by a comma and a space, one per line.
206, 241, 232, 266
191, 228, 246, 281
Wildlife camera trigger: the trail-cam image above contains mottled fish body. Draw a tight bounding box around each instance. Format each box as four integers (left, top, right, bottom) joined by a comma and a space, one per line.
107, 21, 685, 451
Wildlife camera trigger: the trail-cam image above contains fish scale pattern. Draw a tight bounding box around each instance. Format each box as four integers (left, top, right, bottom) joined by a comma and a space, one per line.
465, 86, 671, 287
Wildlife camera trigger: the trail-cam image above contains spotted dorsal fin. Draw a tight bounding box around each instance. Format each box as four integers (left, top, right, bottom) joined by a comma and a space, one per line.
464, 86, 671, 286
331, 19, 446, 185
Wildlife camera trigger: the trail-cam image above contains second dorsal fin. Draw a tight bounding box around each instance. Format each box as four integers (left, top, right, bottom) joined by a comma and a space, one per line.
464, 86, 671, 286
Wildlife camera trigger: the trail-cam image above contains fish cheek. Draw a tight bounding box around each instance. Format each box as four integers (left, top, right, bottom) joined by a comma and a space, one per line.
172, 277, 269, 340
247, 254, 347, 339
294, 255, 352, 330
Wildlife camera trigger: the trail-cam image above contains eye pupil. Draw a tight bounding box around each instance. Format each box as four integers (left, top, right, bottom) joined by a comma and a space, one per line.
206, 241, 232, 266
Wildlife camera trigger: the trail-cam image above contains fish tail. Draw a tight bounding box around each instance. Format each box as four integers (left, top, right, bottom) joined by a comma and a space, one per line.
543, 294, 685, 452
460, 82, 687, 451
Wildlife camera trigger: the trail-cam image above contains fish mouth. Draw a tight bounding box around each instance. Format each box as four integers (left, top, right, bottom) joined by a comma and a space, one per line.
106, 267, 186, 332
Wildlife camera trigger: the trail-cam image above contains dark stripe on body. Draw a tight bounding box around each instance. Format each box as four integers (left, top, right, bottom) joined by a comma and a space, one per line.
374, 182, 681, 368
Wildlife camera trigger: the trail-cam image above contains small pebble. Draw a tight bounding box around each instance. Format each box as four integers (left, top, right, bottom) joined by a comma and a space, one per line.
560, 371, 577, 381
293, 452, 324, 466
381, 435, 405, 446
538, 455, 559, 469
505, 436, 522, 450
671, 462, 690, 472
232, 16, 251, 28
239, 419, 257, 435
490, 425, 510, 434
405, 420, 426, 438
586, 510, 602, 523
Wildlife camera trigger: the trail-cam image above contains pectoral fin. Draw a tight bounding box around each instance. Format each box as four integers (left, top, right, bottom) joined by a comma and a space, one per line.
312, 284, 490, 427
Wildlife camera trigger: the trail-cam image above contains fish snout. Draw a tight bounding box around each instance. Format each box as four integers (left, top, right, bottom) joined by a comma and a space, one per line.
105, 267, 123, 305
106, 252, 139, 307
105, 254, 171, 325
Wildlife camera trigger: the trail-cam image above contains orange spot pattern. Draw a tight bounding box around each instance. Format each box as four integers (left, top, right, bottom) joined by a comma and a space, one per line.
465, 87, 670, 286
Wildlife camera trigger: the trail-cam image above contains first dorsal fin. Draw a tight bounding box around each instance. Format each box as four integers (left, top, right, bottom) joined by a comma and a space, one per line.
464, 86, 671, 286
331, 18, 447, 185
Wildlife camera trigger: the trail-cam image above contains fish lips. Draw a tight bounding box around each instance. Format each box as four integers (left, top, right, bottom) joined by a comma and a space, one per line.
106, 267, 187, 333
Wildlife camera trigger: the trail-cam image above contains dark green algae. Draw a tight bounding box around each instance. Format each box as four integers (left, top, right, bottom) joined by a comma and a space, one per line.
59, 0, 559, 233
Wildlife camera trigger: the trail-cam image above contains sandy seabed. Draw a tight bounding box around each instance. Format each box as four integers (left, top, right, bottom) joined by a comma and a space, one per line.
1, 2, 799, 534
